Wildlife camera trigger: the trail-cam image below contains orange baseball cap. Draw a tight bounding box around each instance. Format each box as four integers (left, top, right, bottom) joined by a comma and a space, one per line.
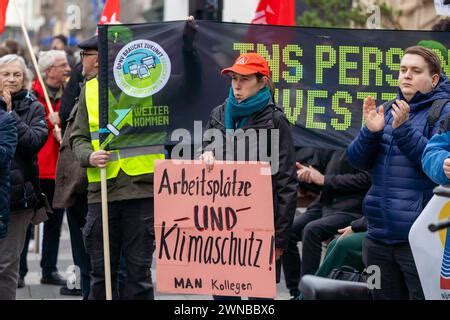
221, 53, 270, 77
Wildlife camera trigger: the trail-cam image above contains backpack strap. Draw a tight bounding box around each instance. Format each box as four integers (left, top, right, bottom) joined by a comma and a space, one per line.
271, 104, 289, 128
427, 99, 450, 132
440, 114, 450, 134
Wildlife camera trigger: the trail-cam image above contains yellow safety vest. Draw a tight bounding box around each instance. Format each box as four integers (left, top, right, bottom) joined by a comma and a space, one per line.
85, 78, 165, 183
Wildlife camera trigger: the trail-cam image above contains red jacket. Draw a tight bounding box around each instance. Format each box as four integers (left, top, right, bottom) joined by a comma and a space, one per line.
32, 80, 62, 180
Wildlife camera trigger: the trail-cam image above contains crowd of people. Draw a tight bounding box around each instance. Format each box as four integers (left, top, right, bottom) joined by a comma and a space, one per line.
0, 17, 450, 301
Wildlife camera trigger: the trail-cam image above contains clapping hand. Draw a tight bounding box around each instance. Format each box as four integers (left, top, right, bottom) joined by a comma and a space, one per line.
391, 99, 410, 129
363, 96, 385, 132
296, 162, 311, 182
296, 162, 324, 186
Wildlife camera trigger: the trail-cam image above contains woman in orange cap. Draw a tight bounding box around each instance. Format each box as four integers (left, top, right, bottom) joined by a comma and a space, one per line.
200, 52, 298, 299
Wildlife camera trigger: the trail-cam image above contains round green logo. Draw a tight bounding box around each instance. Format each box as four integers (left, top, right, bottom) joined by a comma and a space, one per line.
113, 40, 171, 98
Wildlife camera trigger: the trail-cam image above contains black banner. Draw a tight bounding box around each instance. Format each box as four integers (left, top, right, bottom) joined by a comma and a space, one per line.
98, 20, 450, 150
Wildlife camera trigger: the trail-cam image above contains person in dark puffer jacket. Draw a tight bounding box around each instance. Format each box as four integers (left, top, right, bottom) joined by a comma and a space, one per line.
0, 99, 18, 239
347, 46, 450, 300
0, 54, 47, 300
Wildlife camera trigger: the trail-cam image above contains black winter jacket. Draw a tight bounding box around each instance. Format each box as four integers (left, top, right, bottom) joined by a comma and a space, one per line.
350, 216, 368, 233
0, 104, 17, 238
8, 90, 47, 212
60, 62, 83, 135
202, 100, 298, 250
318, 150, 371, 218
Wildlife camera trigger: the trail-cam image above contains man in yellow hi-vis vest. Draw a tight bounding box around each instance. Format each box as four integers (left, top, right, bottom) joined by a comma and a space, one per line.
70, 35, 164, 300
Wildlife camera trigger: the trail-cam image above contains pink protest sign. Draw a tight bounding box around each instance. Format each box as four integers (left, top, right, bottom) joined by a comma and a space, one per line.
154, 160, 276, 298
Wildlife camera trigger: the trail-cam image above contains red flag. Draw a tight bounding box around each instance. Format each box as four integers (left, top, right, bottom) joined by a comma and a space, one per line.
251, 0, 295, 26
99, 0, 120, 25
0, 0, 9, 34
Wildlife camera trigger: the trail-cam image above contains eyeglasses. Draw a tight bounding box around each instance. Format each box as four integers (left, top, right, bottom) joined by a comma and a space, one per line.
52, 62, 70, 69
80, 51, 98, 60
